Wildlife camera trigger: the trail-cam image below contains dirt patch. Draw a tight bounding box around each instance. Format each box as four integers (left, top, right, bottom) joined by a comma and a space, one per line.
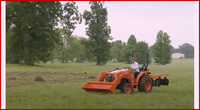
6, 72, 98, 88
7, 77, 16, 80
34, 76, 45, 82
88, 76, 97, 79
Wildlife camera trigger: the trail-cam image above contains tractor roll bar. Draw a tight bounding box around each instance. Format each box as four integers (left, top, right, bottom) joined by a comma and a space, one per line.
132, 50, 149, 67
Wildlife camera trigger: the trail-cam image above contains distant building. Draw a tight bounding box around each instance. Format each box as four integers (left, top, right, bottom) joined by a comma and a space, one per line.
171, 52, 185, 59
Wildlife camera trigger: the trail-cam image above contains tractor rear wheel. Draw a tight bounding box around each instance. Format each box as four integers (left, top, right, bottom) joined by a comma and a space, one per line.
138, 76, 152, 92
122, 83, 133, 94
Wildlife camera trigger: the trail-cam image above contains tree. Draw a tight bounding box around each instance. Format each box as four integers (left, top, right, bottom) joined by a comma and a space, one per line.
6, 1, 81, 65
121, 44, 134, 64
6, 27, 19, 63
81, 38, 95, 63
83, 1, 112, 65
127, 35, 137, 45
177, 43, 194, 58
152, 30, 172, 65
121, 41, 150, 64
121, 35, 137, 64
110, 40, 126, 62
170, 43, 194, 58
49, 28, 70, 63
149, 45, 155, 58
66, 36, 85, 63
50, 30, 85, 63
132, 41, 151, 65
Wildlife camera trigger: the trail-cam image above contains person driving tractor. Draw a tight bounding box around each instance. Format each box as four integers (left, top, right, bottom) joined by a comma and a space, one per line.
130, 58, 139, 79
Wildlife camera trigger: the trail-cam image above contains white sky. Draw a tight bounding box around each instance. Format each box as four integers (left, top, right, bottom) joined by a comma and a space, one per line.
62, 1, 196, 48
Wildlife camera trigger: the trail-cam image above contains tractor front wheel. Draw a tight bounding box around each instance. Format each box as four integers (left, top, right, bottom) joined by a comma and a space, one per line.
138, 76, 152, 92
122, 83, 133, 94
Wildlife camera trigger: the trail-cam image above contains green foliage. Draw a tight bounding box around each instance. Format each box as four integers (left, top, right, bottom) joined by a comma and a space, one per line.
171, 43, 194, 58
67, 36, 85, 63
50, 30, 85, 63
83, 1, 112, 65
121, 34, 150, 64
132, 41, 151, 65
152, 30, 172, 65
127, 34, 137, 45
121, 45, 134, 64
121, 35, 137, 64
6, 1, 81, 65
149, 46, 155, 58
6, 27, 19, 64
178, 43, 194, 58
110, 40, 126, 62
122, 41, 150, 64
81, 38, 96, 63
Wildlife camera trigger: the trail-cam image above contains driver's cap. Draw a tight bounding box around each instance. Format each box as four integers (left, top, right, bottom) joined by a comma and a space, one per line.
131, 58, 135, 61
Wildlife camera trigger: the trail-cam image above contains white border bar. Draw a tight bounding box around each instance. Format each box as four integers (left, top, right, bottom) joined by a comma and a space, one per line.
194, 1, 199, 109
1, 1, 6, 109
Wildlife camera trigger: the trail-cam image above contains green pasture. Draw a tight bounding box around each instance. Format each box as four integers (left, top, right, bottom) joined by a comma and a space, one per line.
6, 59, 194, 109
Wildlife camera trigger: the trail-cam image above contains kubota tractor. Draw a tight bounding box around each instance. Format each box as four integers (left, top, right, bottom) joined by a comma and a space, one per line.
82, 51, 169, 94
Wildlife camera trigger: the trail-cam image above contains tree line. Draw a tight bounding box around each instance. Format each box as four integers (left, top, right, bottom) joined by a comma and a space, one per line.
6, 1, 194, 66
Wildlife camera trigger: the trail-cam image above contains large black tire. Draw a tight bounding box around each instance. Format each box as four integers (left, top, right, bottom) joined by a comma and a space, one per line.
138, 76, 152, 92
138, 76, 144, 92
118, 78, 128, 92
122, 83, 133, 94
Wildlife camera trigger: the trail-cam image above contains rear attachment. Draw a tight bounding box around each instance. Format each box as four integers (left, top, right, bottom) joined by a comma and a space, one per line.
82, 81, 117, 93
152, 77, 169, 87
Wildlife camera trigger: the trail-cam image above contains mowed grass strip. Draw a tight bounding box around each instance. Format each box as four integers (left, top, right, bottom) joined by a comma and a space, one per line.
6, 59, 194, 109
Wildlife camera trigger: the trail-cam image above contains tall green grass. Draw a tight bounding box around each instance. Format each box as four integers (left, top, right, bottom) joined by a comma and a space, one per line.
6, 59, 194, 109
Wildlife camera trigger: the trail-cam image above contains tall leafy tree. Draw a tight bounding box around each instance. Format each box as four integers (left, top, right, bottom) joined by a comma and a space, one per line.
127, 34, 137, 45
121, 44, 134, 64
66, 36, 85, 62
149, 45, 155, 58
6, 27, 17, 63
121, 41, 150, 64
152, 30, 172, 65
81, 39, 94, 63
83, 1, 112, 65
49, 28, 69, 63
50, 29, 85, 63
110, 40, 126, 62
121, 35, 137, 64
132, 41, 151, 65
6, 1, 81, 65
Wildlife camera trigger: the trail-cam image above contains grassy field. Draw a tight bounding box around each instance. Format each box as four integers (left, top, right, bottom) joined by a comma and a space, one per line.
6, 59, 194, 109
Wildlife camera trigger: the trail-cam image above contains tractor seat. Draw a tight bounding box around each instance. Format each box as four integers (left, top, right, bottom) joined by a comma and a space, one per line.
140, 64, 147, 72
136, 64, 147, 79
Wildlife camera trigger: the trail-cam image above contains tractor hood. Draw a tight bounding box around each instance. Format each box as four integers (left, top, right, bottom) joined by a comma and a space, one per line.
108, 69, 130, 74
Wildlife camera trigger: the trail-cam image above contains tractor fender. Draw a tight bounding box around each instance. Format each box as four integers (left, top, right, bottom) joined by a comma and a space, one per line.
134, 71, 150, 85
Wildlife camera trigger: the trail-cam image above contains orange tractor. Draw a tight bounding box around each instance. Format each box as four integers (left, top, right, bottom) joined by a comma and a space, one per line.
82, 51, 169, 94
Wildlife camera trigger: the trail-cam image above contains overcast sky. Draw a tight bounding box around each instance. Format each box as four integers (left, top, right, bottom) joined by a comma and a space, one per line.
62, 1, 197, 48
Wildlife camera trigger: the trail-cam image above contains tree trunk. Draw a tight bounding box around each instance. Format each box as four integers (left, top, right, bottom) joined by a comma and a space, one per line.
25, 58, 34, 65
